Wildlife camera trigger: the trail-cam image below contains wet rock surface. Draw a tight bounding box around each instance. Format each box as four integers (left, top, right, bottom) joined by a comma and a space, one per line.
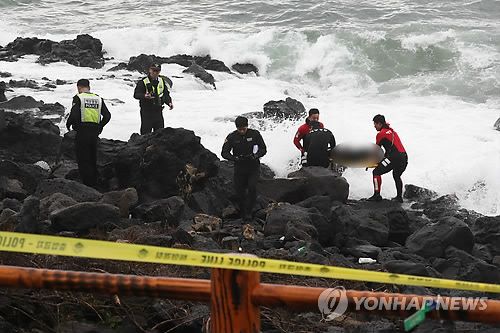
0, 34, 105, 68
0, 102, 498, 333
122, 53, 232, 74
183, 62, 216, 88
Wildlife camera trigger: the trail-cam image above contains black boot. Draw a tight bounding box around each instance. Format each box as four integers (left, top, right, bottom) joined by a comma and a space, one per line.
391, 196, 403, 203
366, 193, 382, 202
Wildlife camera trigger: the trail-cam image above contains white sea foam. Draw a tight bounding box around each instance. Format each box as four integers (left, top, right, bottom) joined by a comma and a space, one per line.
1, 19, 499, 215
401, 30, 456, 51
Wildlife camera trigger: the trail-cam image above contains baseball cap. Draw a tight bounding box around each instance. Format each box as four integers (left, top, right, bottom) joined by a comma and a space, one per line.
149, 63, 161, 70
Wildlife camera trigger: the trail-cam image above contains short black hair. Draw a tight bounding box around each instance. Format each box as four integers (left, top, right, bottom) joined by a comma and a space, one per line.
235, 116, 248, 128
373, 114, 386, 124
308, 108, 320, 116
77, 79, 90, 88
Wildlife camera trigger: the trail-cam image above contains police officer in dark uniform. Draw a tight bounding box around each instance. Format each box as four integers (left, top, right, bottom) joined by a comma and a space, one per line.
302, 121, 336, 168
133, 63, 173, 134
66, 79, 111, 187
222, 116, 267, 221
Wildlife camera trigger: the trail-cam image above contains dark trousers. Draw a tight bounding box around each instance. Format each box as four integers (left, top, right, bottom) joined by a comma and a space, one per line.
75, 129, 99, 188
140, 109, 164, 134
304, 154, 330, 168
373, 153, 408, 197
234, 165, 260, 218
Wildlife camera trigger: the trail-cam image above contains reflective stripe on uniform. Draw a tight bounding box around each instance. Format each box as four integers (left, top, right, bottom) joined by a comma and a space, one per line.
143, 76, 166, 98
78, 93, 102, 124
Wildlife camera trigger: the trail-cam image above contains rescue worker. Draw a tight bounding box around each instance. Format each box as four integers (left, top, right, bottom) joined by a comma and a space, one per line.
66, 79, 111, 187
133, 63, 173, 134
302, 121, 336, 168
222, 116, 267, 221
293, 108, 324, 156
367, 114, 408, 202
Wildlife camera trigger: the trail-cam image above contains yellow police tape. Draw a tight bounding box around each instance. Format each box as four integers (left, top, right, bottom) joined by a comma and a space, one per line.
0, 231, 499, 294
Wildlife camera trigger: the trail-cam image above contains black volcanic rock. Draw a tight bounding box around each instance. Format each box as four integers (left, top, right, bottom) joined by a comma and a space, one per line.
183, 63, 216, 88
39, 193, 77, 220
39, 102, 65, 116
162, 54, 193, 68
0, 37, 56, 61
386, 208, 412, 245
0, 104, 498, 332
406, 216, 474, 258
263, 97, 306, 120
193, 55, 231, 73
432, 246, 500, 283
132, 196, 185, 225
38, 34, 105, 68
50, 202, 120, 232
0, 95, 65, 119
0, 81, 7, 102
472, 216, 500, 256
107, 62, 128, 72
258, 167, 349, 204
295, 195, 332, 217
0, 34, 105, 68
187, 160, 275, 216
8, 79, 40, 89
384, 260, 431, 277
59, 131, 127, 166
0, 177, 27, 200
264, 203, 338, 246
126, 53, 231, 73
416, 194, 461, 219
0, 160, 48, 201
99, 188, 139, 218
0, 112, 61, 163
232, 63, 259, 75
0, 109, 4, 130
404, 184, 438, 201
264, 204, 318, 236
126, 54, 159, 73
14, 195, 40, 233
0, 198, 22, 212
79, 128, 220, 202
35, 178, 102, 203
331, 204, 389, 247
0, 95, 43, 109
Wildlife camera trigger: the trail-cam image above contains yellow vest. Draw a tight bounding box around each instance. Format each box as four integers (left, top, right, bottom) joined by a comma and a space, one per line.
143, 76, 167, 98
77, 92, 102, 124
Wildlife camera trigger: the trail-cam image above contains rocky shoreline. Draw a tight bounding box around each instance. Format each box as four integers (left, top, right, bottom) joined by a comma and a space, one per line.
0, 35, 499, 333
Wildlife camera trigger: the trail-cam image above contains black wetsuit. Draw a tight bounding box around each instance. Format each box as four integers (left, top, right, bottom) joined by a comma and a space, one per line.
221, 129, 267, 218
372, 127, 408, 197
303, 128, 336, 168
133, 76, 172, 134
66, 95, 111, 187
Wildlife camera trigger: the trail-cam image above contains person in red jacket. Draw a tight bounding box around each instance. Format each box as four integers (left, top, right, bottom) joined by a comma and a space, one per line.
293, 108, 324, 155
367, 114, 408, 203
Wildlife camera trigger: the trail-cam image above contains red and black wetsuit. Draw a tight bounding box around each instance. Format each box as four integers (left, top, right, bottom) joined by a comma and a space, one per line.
372, 126, 408, 198
293, 119, 324, 153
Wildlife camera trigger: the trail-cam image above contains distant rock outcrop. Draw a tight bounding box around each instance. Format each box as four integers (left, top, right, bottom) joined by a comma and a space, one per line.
0, 34, 105, 68
231, 63, 259, 75
183, 63, 216, 88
